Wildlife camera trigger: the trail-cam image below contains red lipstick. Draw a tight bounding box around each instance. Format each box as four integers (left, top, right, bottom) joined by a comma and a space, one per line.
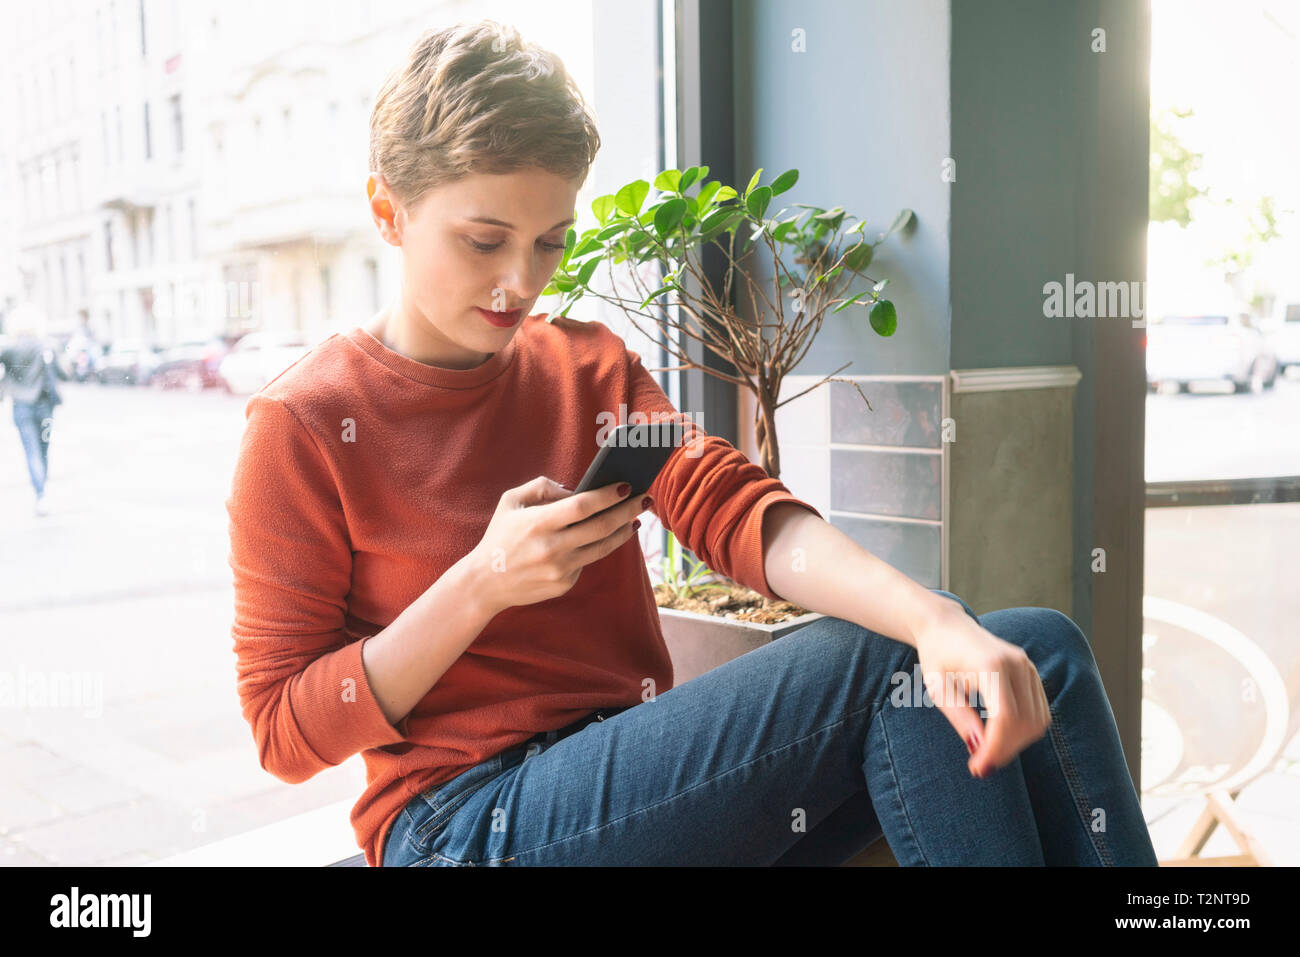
477, 307, 522, 328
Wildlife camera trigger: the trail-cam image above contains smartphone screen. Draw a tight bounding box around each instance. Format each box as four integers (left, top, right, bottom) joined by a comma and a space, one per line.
570, 422, 685, 522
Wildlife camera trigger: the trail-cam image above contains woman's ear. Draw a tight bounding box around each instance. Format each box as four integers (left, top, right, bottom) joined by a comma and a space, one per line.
367, 173, 402, 247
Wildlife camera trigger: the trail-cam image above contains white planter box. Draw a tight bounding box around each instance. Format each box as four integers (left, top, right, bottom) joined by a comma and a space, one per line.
657, 606, 825, 686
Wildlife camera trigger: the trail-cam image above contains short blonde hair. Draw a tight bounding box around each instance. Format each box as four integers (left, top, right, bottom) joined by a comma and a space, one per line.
369, 19, 601, 212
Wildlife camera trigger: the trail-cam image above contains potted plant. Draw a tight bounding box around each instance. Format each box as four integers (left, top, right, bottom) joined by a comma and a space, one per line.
543, 166, 913, 684
648, 528, 826, 684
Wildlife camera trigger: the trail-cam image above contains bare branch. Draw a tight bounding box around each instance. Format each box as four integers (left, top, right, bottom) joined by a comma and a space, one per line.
773, 372, 874, 414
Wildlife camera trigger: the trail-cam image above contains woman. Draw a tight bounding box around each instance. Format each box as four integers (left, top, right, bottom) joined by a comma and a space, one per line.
1, 301, 66, 516
225, 20, 1159, 867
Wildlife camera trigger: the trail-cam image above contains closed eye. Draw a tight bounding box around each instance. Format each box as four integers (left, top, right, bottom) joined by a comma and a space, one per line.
469, 238, 567, 254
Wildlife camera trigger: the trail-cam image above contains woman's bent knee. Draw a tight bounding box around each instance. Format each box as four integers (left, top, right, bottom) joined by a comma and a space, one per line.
982, 606, 1100, 695
928, 588, 978, 622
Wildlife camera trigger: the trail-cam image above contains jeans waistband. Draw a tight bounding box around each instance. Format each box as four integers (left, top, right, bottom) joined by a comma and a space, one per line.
527, 706, 631, 746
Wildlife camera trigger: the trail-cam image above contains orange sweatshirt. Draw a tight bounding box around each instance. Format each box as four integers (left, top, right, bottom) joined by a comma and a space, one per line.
224, 313, 823, 866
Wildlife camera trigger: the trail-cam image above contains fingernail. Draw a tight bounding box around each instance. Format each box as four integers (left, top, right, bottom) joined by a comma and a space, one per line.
632, 519, 641, 530
616, 483, 631, 497
641, 496, 653, 509
965, 733, 978, 755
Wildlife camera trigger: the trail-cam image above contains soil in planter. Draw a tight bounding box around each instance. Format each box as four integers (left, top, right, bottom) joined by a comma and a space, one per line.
652, 579, 813, 625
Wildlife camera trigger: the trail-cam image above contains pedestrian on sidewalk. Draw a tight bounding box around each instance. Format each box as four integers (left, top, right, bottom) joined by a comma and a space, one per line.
1, 302, 67, 516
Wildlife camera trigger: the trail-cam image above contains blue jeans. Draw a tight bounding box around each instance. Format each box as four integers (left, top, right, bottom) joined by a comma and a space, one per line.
382, 590, 1159, 866
12, 397, 54, 497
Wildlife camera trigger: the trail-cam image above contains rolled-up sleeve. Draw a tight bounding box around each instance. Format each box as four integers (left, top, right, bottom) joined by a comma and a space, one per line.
624, 347, 823, 601
226, 394, 407, 784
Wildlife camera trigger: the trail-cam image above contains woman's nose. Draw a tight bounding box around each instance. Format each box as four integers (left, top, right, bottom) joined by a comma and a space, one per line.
498, 255, 552, 299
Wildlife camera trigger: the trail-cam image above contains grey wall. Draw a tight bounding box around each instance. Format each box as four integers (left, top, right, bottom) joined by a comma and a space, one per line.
950, 0, 1081, 370
733, 0, 952, 376
950, 0, 1150, 777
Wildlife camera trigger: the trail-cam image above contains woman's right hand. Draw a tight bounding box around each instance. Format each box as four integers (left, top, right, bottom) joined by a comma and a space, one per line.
912, 606, 1051, 778
464, 476, 652, 618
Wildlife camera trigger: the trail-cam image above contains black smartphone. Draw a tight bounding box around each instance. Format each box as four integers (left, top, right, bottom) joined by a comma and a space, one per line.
569, 421, 686, 522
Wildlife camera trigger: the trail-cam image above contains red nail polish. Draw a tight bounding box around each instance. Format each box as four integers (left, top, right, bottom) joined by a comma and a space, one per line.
616, 483, 631, 497
641, 496, 653, 509
965, 733, 978, 755
632, 519, 641, 530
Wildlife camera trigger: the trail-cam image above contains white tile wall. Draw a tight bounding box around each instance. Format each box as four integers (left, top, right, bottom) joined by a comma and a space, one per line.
774, 375, 831, 518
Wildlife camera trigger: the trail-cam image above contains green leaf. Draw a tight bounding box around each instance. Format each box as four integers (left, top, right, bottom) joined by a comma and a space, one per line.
869, 299, 898, 336
679, 166, 702, 191
771, 219, 799, 242
745, 185, 772, 220
696, 180, 722, 210
553, 275, 577, 292
699, 206, 744, 242
832, 291, 870, 314
592, 194, 616, 224
873, 278, 890, 293
699, 207, 734, 231
639, 282, 677, 309
597, 220, 634, 241
714, 185, 738, 203
813, 207, 845, 232
577, 258, 600, 286
573, 236, 602, 258
884, 208, 914, 237
615, 180, 650, 216
559, 228, 576, 269
745, 168, 763, 196
843, 242, 873, 272
653, 169, 682, 192
770, 168, 799, 195
557, 288, 584, 318
654, 197, 688, 237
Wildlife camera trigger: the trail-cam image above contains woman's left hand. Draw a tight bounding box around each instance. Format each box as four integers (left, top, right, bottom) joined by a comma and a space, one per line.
912, 607, 1052, 778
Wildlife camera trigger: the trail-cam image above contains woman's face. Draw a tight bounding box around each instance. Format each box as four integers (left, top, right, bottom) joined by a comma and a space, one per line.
367, 166, 582, 369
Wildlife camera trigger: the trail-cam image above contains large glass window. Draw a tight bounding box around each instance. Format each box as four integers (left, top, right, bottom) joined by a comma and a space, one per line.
1141, 0, 1300, 866
0, 0, 673, 866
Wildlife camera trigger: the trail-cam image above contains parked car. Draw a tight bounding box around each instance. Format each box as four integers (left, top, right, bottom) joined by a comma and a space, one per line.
1267, 301, 1300, 374
149, 337, 236, 391
217, 331, 312, 394
98, 339, 165, 385
1145, 312, 1280, 394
